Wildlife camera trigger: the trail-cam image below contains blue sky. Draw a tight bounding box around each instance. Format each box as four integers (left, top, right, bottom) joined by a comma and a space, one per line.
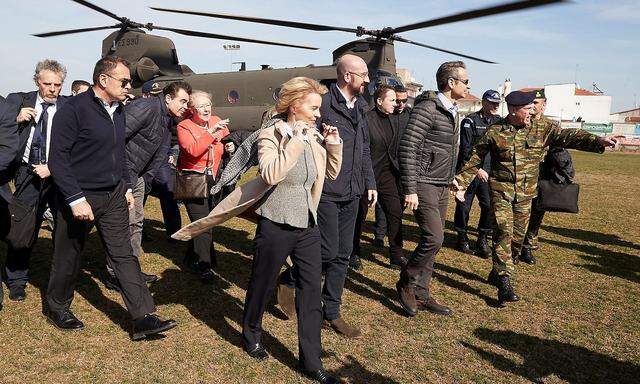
1, 0, 638, 111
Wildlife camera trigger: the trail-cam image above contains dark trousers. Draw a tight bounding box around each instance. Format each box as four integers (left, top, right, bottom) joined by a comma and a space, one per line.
401, 183, 449, 300
374, 203, 387, 240
46, 183, 155, 319
523, 197, 546, 251
453, 177, 492, 235
5, 164, 53, 288
0, 198, 8, 304
352, 171, 404, 262
318, 198, 359, 320
243, 217, 323, 371
146, 162, 181, 236
183, 175, 216, 265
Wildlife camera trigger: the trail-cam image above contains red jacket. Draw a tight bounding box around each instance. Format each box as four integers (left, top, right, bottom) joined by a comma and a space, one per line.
177, 116, 229, 177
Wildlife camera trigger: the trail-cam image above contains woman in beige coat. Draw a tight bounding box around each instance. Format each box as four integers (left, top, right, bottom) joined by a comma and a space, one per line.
173, 77, 342, 383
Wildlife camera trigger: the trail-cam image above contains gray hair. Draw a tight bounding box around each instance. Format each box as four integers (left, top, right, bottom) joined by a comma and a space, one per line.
33, 59, 67, 83
189, 90, 213, 106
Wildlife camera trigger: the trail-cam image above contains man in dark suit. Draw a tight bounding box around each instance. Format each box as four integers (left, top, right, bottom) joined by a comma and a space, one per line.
46, 55, 176, 339
0, 59, 69, 302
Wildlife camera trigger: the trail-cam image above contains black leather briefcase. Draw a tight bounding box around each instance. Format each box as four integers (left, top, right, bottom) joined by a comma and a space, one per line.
536, 180, 580, 214
5, 197, 38, 249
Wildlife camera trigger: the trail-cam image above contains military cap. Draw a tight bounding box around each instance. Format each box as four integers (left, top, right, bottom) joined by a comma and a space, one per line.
142, 81, 162, 95
482, 89, 501, 103
532, 88, 546, 99
505, 90, 535, 106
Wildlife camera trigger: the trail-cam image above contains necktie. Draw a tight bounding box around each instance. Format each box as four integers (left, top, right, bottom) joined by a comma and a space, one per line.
30, 102, 52, 164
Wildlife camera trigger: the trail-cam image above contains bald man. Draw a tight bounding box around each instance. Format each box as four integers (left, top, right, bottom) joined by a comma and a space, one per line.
277, 54, 377, 339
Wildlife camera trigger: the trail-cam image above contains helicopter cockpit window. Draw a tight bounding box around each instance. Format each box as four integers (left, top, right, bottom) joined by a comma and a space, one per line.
228, 90, 240, 104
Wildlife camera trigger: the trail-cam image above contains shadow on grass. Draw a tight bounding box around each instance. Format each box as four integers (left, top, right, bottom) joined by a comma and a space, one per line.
542, 225, 640, 251
462, 327, 640, 384
541, 238, 640, 283
330, 355, 401, 384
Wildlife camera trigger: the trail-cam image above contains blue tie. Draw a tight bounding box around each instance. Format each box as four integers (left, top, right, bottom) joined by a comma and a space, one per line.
29, 102, 52, 164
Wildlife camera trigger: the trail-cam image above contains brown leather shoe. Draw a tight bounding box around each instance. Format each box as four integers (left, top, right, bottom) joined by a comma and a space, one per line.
417, 297, 452, 316
322, 317, 362, 338
276, 283, 295, 320
396, 281, 418, 317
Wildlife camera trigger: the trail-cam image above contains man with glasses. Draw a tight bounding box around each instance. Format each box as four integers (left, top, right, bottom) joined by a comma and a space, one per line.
277, 54, 376, 339
454, 89, 501, 258
47, 55, 176, 339
102, 80, 192, 292
396, 61, 470, 317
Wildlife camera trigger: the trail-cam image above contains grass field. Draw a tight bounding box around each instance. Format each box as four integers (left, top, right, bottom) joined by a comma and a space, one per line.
0, 151, 638, 383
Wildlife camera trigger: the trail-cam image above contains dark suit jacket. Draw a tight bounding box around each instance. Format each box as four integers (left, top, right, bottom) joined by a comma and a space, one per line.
0, 91, 68, 203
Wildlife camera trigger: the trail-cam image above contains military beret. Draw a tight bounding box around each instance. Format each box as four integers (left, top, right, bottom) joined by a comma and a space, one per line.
482, 89, 501, 103
533, 88, 545, 99
505, 90, 535, 106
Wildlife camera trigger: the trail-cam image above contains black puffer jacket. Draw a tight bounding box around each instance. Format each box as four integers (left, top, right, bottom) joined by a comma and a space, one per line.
399, 90, 460, 193
124, 95, 172, 185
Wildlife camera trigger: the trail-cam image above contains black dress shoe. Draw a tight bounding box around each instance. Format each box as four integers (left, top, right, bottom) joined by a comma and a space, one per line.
456, 234, 475, 255
245, 343, 269, 361
131, 314, 177, 341
349, 254, 363, 271
142, 272, 159, 283
474, 233, 492, 259
519, 248, 537, 265
9, 286, 26, 302
47, 310, 85, 331
305, 369, 340, 384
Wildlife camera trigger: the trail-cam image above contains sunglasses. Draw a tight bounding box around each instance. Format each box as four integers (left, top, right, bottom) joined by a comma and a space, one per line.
450, 77, 470, 85
105, 73, 132, 88
397, 99, 408, 104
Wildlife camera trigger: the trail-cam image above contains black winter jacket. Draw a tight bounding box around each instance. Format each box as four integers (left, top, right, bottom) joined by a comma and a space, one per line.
365, 108, 401, 178
49, 88, 129, 204
399, 90, 460, 193
540, 147, 575, 184
317, 83, 376, 201
456, 109, 500, 173
124, 96, 172, 185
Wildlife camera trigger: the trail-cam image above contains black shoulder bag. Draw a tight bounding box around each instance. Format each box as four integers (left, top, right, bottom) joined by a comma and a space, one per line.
6, 178, 44, 249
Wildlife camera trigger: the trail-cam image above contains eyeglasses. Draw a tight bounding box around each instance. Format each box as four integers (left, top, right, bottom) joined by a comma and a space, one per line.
397, 99, 408, 104
450, 77, 470, 85
348, 71, 369, 80
104, 74, 132, 88
194, 103, 212, 110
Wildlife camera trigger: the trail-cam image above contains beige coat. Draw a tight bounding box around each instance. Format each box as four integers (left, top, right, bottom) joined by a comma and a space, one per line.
172, 120, 343, 240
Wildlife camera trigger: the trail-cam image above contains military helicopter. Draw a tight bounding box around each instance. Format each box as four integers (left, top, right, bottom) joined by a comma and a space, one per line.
34, 0, 564, 131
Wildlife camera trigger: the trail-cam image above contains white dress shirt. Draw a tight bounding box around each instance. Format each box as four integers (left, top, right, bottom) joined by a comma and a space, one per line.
22, 93, 57, 163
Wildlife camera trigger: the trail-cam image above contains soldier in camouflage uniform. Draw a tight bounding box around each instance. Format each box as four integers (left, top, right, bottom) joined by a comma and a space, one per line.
454, 90, 616, 304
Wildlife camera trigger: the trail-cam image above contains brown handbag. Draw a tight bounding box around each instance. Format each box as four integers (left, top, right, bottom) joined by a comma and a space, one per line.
174, 169, 208, 200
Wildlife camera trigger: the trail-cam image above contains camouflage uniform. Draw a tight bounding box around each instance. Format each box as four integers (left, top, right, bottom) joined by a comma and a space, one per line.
456, 116, 604, 276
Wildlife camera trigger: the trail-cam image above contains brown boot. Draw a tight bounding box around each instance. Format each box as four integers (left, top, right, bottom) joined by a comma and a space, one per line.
322, 317, 362, 338
416, 297, 452, 316
396, 281, 417, 317
276, 283, 295, 320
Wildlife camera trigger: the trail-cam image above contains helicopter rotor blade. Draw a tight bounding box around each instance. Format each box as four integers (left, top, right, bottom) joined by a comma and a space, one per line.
152, 25, 318, 50
150, 7, 358, 33
392, 0, 566, 34
393, 36, 497, 64
70, 0, 125, 23
33, 25, 120, 38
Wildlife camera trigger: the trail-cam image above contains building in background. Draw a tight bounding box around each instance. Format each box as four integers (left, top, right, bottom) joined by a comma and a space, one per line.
396, 68, 423, 102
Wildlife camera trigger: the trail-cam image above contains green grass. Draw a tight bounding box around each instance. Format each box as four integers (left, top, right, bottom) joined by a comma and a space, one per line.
0, 151, 638, 383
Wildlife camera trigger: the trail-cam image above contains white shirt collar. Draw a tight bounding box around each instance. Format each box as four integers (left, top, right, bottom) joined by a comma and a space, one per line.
437, 92, 458, 117
337, 86, 357, 109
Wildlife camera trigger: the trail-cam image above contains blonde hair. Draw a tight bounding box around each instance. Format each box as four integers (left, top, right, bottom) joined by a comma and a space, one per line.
189, 90, 213, 106
275, 77, 327, 114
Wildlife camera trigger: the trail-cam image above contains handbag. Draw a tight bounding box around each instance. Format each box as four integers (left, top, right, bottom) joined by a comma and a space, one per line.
5, 177, 43, 250
536, 179, 580, 213
174, 169, 208, 200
